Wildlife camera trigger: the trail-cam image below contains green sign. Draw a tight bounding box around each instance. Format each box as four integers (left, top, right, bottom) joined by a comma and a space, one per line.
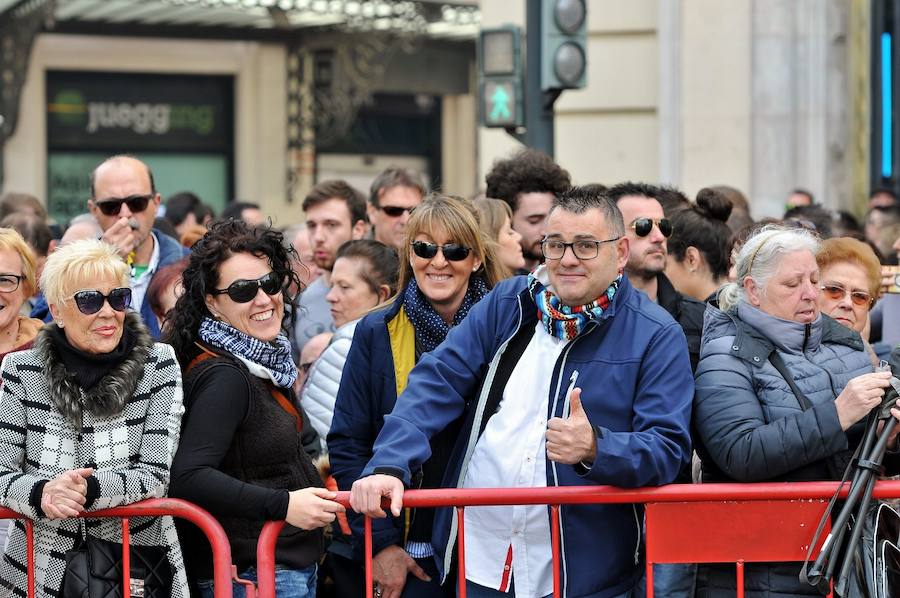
482, 80, 520, 127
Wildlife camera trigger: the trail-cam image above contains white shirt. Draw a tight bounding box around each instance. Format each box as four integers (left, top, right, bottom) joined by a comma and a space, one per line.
130, 232, 160, 313
462, 323, 567, 598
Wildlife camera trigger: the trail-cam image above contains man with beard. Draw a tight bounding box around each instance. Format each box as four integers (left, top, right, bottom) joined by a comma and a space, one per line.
485, 149, 571, 273
607, 181, 704, 598
293, 180, 368, 355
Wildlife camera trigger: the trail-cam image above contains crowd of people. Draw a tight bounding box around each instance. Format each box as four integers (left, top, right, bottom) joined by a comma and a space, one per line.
0, 149, 898, 598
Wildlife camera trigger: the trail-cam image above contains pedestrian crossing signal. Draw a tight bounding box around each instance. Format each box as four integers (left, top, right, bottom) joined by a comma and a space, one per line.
479, 27, 523, 128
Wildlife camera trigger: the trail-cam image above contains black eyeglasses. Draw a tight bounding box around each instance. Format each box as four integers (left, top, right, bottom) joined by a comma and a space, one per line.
94, 194, 153, 217
0, 274, 24, 293
380, 205, 415, 217
630, 217, 673, 238
410, 241, 471, 261
541, 237, 620, 260
72, 288, 132, 315
212, 271, 283, 303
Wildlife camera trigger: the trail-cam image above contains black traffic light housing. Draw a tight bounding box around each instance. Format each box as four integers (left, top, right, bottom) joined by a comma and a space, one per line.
540, 0, 587, 91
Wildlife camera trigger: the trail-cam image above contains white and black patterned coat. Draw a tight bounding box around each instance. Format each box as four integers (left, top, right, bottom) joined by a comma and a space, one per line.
0, 314, 188, 598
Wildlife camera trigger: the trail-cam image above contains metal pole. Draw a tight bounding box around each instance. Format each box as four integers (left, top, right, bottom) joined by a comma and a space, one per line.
522, 0, 557, 157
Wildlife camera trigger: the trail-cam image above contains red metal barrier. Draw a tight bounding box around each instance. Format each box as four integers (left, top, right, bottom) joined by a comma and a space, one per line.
253, 480, 900, 598
0, 498, 237, 598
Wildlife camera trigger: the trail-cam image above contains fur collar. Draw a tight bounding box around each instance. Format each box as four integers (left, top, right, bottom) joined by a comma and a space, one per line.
35, 312, 154, 426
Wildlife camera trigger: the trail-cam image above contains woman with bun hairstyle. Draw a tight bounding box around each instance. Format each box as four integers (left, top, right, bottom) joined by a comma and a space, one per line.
665, 187, 734, 303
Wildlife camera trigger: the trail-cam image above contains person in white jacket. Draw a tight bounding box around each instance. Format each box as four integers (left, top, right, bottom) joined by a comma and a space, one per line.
302, 240, 398, 448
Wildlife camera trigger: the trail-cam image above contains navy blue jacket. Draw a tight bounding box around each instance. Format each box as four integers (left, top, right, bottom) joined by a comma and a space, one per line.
31, 230, 187, 338
353, 275, 694, 598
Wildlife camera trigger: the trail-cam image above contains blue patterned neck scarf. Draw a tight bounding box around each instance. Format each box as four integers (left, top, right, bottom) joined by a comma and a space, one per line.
528, 267, 622, 341
402, 276, 490, 353
198, 317, 297, 389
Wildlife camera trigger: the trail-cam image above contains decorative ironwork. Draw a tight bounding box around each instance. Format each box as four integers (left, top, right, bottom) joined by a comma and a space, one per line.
0, 0, 56, 188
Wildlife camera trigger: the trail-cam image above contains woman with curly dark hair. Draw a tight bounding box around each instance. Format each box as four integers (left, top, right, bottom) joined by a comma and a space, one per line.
166, 219, 343, 598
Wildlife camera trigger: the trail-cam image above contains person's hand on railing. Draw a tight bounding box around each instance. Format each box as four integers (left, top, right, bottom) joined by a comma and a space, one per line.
350, 473, 405, 518
546, 388, 597, 465
285, 487, 345, 530
834, 371, 893, 431
41, 467, 93, 519
372, 545, 431, 598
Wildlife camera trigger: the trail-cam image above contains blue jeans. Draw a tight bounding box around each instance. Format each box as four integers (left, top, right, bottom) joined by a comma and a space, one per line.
634, 563, 696, 598
197, 564, 317, 598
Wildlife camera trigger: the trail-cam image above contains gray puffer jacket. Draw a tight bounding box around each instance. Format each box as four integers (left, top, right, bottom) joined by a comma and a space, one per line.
694, 302, 873, 598
301, 319, 358, 452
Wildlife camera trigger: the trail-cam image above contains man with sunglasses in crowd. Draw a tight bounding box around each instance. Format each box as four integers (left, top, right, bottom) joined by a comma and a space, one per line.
30, 155, 186, 338
607, 181, 705, 598
607, 182, 705, 372
367, 167, 426, 250
349, 186, 693, 598
88, 155, 188, 338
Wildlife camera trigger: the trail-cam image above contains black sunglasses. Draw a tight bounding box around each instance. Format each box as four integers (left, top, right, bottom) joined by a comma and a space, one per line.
72, 288, 132, 315
631, 217, 673, 238
380, 205, 415, 217
94, 194, 153, 217
212, 271, 283, 303
410, 241, 471, 261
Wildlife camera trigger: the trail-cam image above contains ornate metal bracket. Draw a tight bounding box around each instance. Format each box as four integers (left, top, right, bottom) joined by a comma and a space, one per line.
0, 0, 56, 189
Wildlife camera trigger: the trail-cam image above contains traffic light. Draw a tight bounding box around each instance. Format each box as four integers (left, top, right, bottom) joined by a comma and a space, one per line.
541, 0, 587, 91
478, 26, 524, 128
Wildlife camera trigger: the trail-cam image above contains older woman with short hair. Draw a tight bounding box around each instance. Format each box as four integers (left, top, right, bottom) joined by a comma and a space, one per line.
0, 228, 43, 357
694, 225, 900, 598
0, 238, 187, 597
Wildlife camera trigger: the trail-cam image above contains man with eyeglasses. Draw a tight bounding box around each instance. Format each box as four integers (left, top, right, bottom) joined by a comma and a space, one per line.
349, 186, 692, 598
367, 167, 426, 250
30, 156, 186, 338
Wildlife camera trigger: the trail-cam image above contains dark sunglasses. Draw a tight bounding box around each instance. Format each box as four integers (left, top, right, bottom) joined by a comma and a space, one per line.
410, 241, 471, 261
821, 284, 873, 308
212, 271, 283, 303
94, 194, 153, 217
72, 287, 132, 315
380, 205, 415, 217
631, 217, 673, 238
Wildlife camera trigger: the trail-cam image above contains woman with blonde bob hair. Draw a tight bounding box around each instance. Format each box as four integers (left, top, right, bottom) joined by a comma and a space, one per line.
0, 238, 188, 597
473, 197, 526, 278
0, 228, 43, 359
328, 194, 502, 597
693, 225, 900, 597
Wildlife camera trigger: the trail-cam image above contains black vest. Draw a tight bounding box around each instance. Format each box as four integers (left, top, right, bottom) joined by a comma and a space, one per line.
179, 355, 324, 579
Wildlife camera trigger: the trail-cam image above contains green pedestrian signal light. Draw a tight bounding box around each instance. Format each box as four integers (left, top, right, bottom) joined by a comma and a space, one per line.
478, 26, 523, 128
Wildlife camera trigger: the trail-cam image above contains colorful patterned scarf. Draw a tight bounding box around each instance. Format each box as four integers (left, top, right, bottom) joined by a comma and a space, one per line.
528, 268, 622, 341
198, 317, 297, 389
402, 275, 490, 353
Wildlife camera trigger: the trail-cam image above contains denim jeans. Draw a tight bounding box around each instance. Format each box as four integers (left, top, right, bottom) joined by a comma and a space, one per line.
634, 563, 696, 598
197, 564, 317, 598
461, 578, 634, 598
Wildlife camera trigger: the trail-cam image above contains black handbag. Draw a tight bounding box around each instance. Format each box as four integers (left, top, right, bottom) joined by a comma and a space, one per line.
62, 532, 173, 598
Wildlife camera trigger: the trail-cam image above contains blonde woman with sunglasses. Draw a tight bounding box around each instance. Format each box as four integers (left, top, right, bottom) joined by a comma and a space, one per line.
0, 238, 189, 597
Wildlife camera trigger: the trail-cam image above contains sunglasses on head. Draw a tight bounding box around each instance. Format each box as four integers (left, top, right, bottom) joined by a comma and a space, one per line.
380, 205, 415, 217
72, 288, 132, 315
212, 271, 283, 303
821, 284, 873, 308
630, 217, 673, 238
94, 194, 153, 217
410, 241, 471, 261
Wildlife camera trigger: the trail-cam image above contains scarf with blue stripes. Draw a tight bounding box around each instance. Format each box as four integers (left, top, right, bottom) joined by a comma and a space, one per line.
528, 269, 621, 341
198, 317, 297, 389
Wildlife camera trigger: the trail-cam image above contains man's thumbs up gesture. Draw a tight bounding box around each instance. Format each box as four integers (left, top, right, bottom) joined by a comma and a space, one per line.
546, 388, 598, 465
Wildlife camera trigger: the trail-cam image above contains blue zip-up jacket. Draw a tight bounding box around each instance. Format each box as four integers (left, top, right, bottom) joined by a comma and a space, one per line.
359, 274, 694, 598
31, 230, 187, 338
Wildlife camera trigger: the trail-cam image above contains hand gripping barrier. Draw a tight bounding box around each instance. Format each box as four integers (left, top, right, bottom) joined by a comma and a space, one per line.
0, 498, 238, 598
254, 480, 900, 598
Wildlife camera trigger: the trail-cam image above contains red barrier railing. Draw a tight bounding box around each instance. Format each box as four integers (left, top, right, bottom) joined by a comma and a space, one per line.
254, 480, 900, 598
0, 498, 237, 598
